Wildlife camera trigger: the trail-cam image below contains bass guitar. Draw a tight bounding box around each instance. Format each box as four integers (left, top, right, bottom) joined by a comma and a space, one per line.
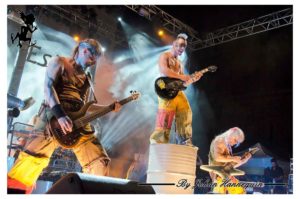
48, 91, 140, 148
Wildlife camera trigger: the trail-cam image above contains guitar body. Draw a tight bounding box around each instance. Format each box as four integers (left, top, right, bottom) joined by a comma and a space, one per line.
200, 147, 259, 179
48, 101, 96, 148
200, 164, 245, 179
154, 77, 186, 99
154, 65, 217, 99
48, 91, 141, 148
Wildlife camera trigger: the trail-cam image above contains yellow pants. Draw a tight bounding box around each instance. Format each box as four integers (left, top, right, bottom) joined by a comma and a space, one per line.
150, 91, 192, 144
8, 131, 110, 187
213, 177, 246, 194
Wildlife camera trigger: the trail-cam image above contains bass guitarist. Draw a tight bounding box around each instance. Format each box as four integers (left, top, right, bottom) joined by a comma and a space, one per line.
8, 38, 121, 193
150, 33, 203, 145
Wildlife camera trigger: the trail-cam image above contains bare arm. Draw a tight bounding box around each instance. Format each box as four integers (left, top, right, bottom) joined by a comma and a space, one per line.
89, 102, 122, 113
213, 140, 241, 163
82, 78, 121, 113
44, 57, 73, 134
159, 53, 189, 81
233, 153, 252, 168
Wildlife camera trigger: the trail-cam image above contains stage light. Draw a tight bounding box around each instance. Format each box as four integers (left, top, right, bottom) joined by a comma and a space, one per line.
102, 47, 106, 52
158, 30, 164, 37
73, 35, 80, 42
118, 17, 122, 22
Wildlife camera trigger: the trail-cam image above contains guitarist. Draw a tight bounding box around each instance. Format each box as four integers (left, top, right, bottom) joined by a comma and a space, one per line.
208, 127, 251, 194
8, 39, 122, 194
150, 33, 202, 145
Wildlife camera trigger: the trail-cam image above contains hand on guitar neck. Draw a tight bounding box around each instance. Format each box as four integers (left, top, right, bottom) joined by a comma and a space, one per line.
113, 101, 122, 112
183, 71, 203, 86
49, 91, 140, 148
183, 65, 217, 87
154, 65, 217, 100
233, 152, 252, 168
57, 101, 122, 135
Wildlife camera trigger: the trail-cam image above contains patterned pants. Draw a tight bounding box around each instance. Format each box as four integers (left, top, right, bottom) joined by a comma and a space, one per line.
150, 91, 193, 144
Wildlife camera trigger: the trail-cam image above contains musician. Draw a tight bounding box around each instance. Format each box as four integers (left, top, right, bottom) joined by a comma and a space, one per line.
208, 127, 251, 194
150, 33, 202, 146
264, 158, 285, 193
8, 39, 121, 194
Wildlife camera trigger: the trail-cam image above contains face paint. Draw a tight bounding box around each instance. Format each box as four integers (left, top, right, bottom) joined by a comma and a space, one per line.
173, 38, 187, 55
79, 42, 101, 58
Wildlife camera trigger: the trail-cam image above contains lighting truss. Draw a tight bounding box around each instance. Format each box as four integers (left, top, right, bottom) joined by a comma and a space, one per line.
190, 8, 293, 50
125, 6, 292, 52
125, 5, 201, 43
39, 5, 128, 48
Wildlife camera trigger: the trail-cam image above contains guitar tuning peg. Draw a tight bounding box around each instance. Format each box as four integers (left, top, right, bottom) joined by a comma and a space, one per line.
130, 90, 133, 94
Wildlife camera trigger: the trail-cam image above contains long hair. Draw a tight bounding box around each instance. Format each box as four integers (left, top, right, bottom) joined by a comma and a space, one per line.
219, 127, 245, 143
71, 38, 102, 60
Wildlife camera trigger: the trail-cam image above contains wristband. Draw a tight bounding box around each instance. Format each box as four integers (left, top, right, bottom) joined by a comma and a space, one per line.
51, 104, 67, 119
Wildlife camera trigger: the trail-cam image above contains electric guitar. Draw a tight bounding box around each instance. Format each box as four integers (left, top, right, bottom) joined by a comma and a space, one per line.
48, 91, 140, 148
200, 147, 259, 179
154, 65, 217, 99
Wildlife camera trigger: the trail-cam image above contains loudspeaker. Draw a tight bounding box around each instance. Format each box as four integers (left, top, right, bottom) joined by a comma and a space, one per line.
46, 173, 155, 194
7, 188, 26, 194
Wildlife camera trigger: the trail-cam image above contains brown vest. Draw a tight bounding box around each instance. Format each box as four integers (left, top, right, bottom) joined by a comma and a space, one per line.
54, 58, 90, 111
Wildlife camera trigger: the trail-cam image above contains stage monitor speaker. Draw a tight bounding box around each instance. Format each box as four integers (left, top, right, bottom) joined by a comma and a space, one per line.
7, 188, 26, 194
46, 172, 155, 194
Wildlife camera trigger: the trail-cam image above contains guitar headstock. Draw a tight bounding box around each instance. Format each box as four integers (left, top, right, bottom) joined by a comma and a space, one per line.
208, 65, 218, 72
130, 90, 141, 100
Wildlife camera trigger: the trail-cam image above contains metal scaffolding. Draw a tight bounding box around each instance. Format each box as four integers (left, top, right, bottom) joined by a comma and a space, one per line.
125, 5, 201, 43
39, 5, 128, 48
188, 8, 293, 50
125, 6, 292, 51
9, 6, 293, 52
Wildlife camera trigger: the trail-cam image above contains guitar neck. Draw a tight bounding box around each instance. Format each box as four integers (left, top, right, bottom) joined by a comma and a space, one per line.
198, 68, 211, 74
107, 97, 133, 111
227, 148, 258, 169
183, 68, 210, 86
240, 152, 249, 161
241, 149, 258, 160
75, 96, 133, 128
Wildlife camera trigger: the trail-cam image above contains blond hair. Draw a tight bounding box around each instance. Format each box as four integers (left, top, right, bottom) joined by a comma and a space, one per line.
226, 127, 245, 143
215, 127, 245, 143
177, 33, 188, 41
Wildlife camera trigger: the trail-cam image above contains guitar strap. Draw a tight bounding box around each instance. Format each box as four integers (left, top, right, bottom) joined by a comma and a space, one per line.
86, 72, 98, 103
